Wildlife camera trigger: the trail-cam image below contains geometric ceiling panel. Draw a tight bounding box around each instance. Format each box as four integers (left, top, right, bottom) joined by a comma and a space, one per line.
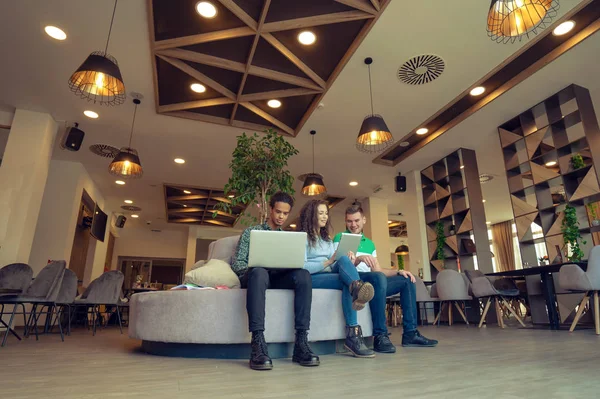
149, 0, 391, 136
163, 184, 247, 227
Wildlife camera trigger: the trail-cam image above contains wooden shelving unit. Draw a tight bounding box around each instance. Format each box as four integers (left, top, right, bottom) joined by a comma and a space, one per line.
498, 84, 600, 266
421, 148, 492, 278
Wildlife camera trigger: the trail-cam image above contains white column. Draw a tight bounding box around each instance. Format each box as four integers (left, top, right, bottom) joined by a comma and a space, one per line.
186, 226, 197, 273
404, 170, 431, 280
0, 110, 57, 267
363, 196, 391, 267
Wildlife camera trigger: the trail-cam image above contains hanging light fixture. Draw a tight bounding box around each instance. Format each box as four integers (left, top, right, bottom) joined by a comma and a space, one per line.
109, 98, 143, 178
395, 245, 409, 255
68, 0, 126, 105
487, 0, 560, 43
356, 57, 393, 153
302, 130, 327, 196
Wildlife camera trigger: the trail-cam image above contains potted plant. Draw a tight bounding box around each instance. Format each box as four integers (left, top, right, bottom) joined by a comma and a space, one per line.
435, 221, 446, 267
571, 153, 585, 170
214, 129, 299, 225
561, 205, 586, 262
538, 255, 549, 266
587, 203, 600, 226
397, 254, 405, 271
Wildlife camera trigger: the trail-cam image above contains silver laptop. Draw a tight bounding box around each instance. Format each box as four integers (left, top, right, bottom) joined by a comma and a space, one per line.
248, 230, 307, 269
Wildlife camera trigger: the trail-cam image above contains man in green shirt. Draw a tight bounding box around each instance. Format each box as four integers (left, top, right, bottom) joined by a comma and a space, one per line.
232, 192, 319, 370
333, 205, 438, 348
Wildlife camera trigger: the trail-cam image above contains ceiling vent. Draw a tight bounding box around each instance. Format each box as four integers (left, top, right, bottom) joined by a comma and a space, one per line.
398, 54, 445, 85
479, 174, 495, 184
121, 205, 142, 212
89, 144, 120, 158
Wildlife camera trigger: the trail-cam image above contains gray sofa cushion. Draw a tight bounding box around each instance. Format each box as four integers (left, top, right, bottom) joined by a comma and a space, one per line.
208, 236, 240, 264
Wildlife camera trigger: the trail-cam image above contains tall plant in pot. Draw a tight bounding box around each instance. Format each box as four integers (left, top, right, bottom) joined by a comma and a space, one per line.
213, 129, 299, 225
435, 221, 446, 267
587, 202, 600, 227
561, 205, 586, 262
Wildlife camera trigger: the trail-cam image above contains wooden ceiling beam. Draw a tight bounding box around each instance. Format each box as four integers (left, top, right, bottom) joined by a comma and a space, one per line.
168, 208, 206, 214
216, 0, 258, 31
248, 65, 322, 90
240, 102, 294, 135
168, 194, 209, 201
154, 27, 255, 51
239, 88, 322, 102
261, 11, 374, 33
156, 49, 246, 73
157, 54, 236, 100
204, 219, 233, 227
170, 218, 204, 223
231, 120, 292, 136
262, 33, 326, 89
158, 98, 235, 113
164, 110, 280, 135
334, 0, 378, 15
369, 0, 381, 11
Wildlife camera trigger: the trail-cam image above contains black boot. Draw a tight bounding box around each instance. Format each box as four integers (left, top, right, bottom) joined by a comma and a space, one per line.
349, 280, 375, 311
249, 330, 273, 370
344, 325, 375, 358
292, 330, 320, 367
401, 330, 438, 347
374, 333, 397, 353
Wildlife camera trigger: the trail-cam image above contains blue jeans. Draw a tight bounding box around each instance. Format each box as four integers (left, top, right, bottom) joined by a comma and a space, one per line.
386, 275, 418, 333
358, 272, 388, 336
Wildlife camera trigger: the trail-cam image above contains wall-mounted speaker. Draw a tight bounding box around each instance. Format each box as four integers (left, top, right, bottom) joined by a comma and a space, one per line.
62, 123, 85, 151
115, 215, 127, 228
395, 174, 406, 192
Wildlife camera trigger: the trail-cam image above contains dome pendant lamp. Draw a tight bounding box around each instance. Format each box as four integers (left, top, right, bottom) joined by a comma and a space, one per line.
486, 0, 560, 43
68, 0, 126, 105
356, 57, 393, 153
109, 98, 143, 178
302, 130, 327, 196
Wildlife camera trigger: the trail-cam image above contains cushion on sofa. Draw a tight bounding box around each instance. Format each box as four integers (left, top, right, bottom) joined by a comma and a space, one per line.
184, 259, 241, 288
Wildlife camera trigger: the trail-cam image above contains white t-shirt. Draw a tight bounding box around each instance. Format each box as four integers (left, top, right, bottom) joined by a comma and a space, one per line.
333, 241, 377, 273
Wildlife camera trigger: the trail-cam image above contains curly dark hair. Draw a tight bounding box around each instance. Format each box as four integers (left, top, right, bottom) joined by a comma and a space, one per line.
269, 191, 294, 209
299, 199, 332, 246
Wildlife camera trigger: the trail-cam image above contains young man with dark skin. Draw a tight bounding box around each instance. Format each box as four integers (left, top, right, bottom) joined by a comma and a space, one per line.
333, 205, 438, 348
231, 192, 319, 371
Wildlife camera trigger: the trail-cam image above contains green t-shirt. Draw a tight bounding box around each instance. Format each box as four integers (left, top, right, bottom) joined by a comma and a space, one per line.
333, 230, 376, 272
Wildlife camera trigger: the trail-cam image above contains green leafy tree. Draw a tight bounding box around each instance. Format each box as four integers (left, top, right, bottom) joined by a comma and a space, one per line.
561, 205, 586, 262
214, 129, 299, 225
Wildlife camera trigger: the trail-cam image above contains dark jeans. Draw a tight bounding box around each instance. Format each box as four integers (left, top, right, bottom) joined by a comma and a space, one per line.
240, 267, 312, 333
386, 274, 418, 333
358, 272, 388, 336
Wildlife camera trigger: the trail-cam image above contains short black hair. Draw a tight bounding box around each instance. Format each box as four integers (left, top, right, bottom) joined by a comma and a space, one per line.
269, 191, 294, 209
345, 204, 364, 216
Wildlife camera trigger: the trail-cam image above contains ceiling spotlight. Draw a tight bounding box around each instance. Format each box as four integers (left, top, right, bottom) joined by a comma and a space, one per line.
124, 200, 133, 204
196, 1, 217, 18
545, 160, 558, 167
388, 220, 392, 224
267, 99, 281, 108
131, 214, 139, 218
174, 158, 185, 164
228, 194, 235, 198
553, 20, 575, 36
84, 110, 99, 119
183, 190, 191, 194
486, 221, 491, 225
115, 180, 125, 185
183, 205, 188, 208
349, 181, 358, 186
45, 26, 67, 40
460, 165, 465, 169
290, 224, 297, 228
191, 83, 206, 93
298, 31, 316, 45
470, 86, 485, 96
416, 128, 428, 135
482, 199, 486, 203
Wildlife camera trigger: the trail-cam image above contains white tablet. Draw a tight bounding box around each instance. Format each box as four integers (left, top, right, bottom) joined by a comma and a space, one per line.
335, 233, 362, 260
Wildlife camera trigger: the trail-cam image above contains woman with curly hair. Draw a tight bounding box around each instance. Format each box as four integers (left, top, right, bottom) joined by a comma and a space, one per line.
299, 199, 375, 358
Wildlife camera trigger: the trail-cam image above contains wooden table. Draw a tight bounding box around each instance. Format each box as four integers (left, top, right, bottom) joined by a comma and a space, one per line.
487, 262, 587, 330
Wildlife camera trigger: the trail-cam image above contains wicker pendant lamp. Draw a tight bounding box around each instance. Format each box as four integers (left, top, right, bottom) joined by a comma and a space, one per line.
302, 130, 326, 196
487, 0, 560, 43
109, 98, 143, 178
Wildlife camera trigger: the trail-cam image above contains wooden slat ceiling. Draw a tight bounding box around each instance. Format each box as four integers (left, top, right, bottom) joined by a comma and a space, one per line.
163, 184, 247, 227
388, 220, 407, 237
148, 0, 391, 136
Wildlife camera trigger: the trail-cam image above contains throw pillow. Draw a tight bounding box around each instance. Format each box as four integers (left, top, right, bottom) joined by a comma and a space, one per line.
190, 260, 206, 271
184, 259, 240, 288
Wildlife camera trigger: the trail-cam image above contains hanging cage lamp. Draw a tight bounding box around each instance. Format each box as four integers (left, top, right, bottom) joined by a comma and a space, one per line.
302, 130, 327, 196
109, 98, 143, 178
356, 57, 393, 153
69, 0, 126, 105
487, 0, 560, 43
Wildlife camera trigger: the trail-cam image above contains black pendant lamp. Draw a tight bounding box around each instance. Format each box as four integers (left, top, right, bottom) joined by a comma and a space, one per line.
395, 244, 409, 255
356, 57, 393, 153
487, 0, 559, 43
302, 130, 326, 196
109, 98, 143, 178
68, 0, 126, 105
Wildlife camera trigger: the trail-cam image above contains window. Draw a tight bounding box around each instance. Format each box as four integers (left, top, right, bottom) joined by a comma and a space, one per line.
486, 223, 523, 272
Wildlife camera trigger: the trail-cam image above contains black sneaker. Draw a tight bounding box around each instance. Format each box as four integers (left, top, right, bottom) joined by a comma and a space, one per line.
373, 333, 396, 353
401, 330, 438, 347
344, 325, 375, 358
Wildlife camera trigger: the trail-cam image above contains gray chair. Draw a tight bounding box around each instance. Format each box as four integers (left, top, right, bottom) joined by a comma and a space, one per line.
415, 277, 439, 325
433, 270, 472, 326
0, 260, 66, 346
0, 263, 34, 345
558, 245, 600, 335
74, 271, 125, 335
466, 270, 525, 329
50, 269, 78, 336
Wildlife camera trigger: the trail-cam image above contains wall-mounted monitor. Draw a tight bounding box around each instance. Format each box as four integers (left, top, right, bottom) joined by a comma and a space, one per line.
90, 204, 108, 242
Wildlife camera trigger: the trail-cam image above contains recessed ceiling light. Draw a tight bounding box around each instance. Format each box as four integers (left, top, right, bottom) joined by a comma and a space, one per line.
183, 190, 191, 194
290, 224, 297, 228
399, 141, 410, 147
349, 181, 358, 186
486, 221, 491, 225
482, 199, 486, 203
190, 83, 206, 93
545, 160, 558, 167
124, 200, 133, 204
470, 86, 485, 96
196, 1, 217, 18
174, 158, 185, 164
44, 26, 67, 40
267, 99, 281, 108
298, 31, 316, 45
553, 20, 575, 36
416, 128, 428, 135
84, 110, 99, 119
388, 220, 392, 224
115, 180, 125, 185
183, 205, 188, 208
460, 165, 465, 169
131, 214, 139, 218
228, 194, 235, 198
